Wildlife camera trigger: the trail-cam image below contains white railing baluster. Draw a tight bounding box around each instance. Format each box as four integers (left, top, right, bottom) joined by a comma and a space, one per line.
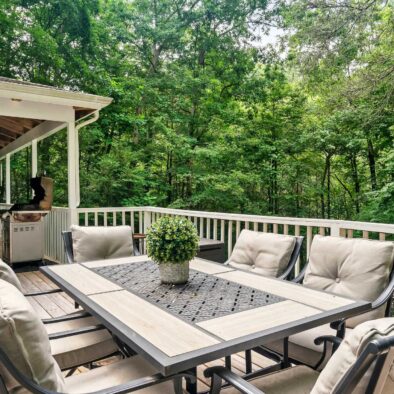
213, 219, 218, 240
207, 218, 211, 239
220, 220, 225, 242
200, 217, 204, 238
104, 212, 108, 226
253, 222, 258, 231
283, 224, 289, 235
263, 223, 268, 232
363, 231, 369, 239
307, 226, 313, 259
273, 223, 278, 233
113, 212, 116, 226
294, 225, 301, 276
130, 212, 135, 232
84, 212, 88, 226
236, 221, 240, 239
228, 220, 233, 258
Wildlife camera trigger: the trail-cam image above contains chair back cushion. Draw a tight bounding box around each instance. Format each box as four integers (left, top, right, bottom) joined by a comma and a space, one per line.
228, 230, 296, 277
312, 318, 394, 394
0, 259, 23, 292
303, 236, 394, 328
0, 279, 65, 393
71, 225, 133, 263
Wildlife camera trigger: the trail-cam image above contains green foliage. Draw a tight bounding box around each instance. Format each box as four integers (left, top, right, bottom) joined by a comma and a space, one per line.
1, 0, 393, 224
146, 217, 199, 264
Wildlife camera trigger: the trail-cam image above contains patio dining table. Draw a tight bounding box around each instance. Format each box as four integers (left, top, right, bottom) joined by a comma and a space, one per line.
41, 256, 370, 393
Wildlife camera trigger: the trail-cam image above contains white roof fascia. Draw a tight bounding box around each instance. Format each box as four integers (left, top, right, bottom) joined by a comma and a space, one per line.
0, 80, 112, 110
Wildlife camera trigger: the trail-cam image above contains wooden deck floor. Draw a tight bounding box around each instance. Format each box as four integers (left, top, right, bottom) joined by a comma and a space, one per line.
18, 269, 274, 392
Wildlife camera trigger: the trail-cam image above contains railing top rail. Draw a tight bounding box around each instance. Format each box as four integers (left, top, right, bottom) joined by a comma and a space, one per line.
74, 207, 142, 213
142, 206, 394, 234
54, 206, 394, 234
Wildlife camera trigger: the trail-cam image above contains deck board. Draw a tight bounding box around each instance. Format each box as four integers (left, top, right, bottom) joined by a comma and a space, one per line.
17, 269, 275, 391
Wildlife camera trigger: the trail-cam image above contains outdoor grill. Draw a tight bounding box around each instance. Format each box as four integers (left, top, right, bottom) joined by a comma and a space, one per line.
1, 176, 53, 265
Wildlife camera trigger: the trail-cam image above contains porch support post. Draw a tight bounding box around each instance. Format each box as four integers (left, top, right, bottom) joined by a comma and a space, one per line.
67, 119, 78, 225
31, 139, 38, 177
5, 153, 10, 204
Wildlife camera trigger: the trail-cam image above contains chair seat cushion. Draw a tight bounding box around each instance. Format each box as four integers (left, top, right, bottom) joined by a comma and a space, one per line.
221, 365, 319, 394
71, 225, 134, 262
65, 356, 177, 393
0, 279, 65, 393
50, 329, 119, 370
264, 324, 352, 369
303, 236, 394, 328
228, 230, 296, 277
0, 259, 23, 291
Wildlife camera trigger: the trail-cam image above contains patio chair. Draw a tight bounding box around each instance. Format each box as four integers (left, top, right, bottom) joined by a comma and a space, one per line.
62, 225, 140, 264
205, 317, 394, 394
259, 235, 394, 371
0, 262, 121, 372
226, 230, 303, 280
0, 278, 192, 394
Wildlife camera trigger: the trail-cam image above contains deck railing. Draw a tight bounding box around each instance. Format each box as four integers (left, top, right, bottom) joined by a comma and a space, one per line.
44, 206, 394, 268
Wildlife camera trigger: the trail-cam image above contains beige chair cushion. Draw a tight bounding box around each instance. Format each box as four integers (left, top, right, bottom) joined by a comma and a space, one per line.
0, 259, 23, 292
221, 365, 319, 394
266, 323, 346, 369
228, 230, 296, 277
71, 225, 133, 262
0, 279, 65, 393
50, 328, 118, 370
312, 318, 394, 394
304, 235, 394, 328
65, 356, 177, 393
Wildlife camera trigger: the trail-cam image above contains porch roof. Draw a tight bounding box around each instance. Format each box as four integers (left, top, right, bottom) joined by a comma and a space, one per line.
0, 77, 112, 157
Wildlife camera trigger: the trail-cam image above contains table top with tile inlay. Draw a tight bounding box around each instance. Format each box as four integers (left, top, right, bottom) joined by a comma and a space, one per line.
41, 256, 370, 377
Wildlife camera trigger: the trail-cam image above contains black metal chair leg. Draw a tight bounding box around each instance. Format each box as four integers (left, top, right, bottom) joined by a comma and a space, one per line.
245, 349, 252, 373
282, 337, 290, 368
186, 367, 197, 394
225, 355, 232, 370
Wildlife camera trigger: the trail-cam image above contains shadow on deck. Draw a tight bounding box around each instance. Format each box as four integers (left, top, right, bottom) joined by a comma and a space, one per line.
17, 265, 275, 392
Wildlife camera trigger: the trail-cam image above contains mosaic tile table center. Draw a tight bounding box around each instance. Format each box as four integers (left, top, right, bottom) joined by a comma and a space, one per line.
91, 260, 284, 324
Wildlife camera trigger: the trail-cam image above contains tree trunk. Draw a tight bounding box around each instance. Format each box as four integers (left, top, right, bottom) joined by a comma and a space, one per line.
350, 154, 360, 214
367, 138, 377, 191
166, 151, 173, 204
321, 155, 328, 218
326, 154, 331, 219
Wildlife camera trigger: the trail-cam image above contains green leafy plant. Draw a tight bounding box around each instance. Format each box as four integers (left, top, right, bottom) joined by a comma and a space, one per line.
146, 216, 199, 264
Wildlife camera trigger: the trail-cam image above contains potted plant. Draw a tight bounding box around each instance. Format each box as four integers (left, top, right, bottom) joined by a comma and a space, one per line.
146, 216, 199, 284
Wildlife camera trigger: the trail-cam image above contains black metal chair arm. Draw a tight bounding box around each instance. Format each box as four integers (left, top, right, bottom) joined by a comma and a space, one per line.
42, 311, 91, 325
133, 244, 141, 256
329, 319, 346, 339
48, 324, 105, 340
0, 348, 193, 394
204, 366, 265, 394
291, 264, 307, 284
278, 236, 304, 280
371, 273, 394, 310
314, 335, 343, 348
25, 289, 63, 297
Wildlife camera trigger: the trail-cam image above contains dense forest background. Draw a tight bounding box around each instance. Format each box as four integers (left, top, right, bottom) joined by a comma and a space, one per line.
0, 0, 393, 223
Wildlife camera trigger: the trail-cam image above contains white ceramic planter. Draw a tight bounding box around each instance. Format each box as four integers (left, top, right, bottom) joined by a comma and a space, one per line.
159, 261, 189, 284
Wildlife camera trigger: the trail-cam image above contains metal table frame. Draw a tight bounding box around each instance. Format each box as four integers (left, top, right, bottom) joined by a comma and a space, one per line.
41, 258, 370, 392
